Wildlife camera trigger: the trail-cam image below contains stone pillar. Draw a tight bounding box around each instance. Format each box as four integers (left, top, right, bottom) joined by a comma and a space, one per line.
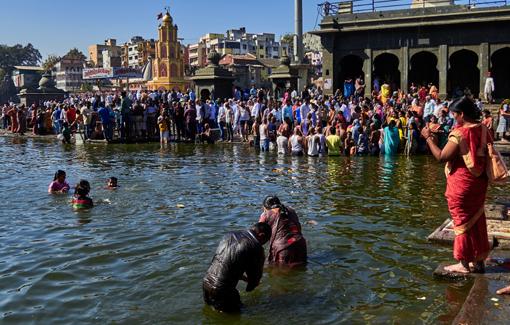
294, 0, 304, 63
400, 46, 409, 92
321, 35, 335, 96
438, 44, 448, 99
363, 48, 373, 96
479, 42, 489, 99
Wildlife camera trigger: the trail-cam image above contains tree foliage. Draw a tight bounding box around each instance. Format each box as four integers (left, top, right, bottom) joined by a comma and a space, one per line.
281, 33, 294, 44
63, 48, 86, 61
42, 54, 61, 71
0, 43, 42, 74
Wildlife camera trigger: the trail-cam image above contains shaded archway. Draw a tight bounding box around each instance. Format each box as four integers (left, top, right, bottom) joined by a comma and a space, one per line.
200, 89, 211, 101
491, 47, 510, 99
338, 54, 364, 93
409, 51, 439, 88
448, 50, 479, 98
373, 53, 400, 91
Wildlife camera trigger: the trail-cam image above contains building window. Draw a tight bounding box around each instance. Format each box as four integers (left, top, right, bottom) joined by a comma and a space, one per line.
259, 45, 264, 50
260, 55, 264, 58
161, 45, 167, 58
243, 44, 247, 50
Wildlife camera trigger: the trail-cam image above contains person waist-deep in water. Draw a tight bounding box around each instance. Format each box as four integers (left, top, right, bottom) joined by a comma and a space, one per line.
48, 170, 70, 194
259, 195, 307, 267
72, 180, 93, 210
203, 222, 271, 313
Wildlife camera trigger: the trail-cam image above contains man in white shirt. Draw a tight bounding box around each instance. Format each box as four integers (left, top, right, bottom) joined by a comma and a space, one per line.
424, 96, 436, 119
217, 103, 226, 141
252, 98, 263, 120
484, 71, 495, 104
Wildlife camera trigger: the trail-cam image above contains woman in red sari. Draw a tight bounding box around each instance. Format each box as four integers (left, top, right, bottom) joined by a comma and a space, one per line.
259, 196, 307, 267
422, 96, 490, 274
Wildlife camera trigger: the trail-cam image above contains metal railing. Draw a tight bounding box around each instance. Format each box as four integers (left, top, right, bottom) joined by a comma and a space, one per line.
318, 0, 508, 15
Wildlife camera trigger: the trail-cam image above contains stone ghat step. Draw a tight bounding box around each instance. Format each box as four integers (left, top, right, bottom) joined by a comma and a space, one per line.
452, 276, 510, 325
433, 251, 510, 325
433, 256, 510, 282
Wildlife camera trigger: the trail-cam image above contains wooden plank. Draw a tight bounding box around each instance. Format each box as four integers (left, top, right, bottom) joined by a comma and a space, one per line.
427, 218, 452, 243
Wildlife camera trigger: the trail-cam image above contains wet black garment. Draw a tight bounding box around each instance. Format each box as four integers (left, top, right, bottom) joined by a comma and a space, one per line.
203, 230, 265, 312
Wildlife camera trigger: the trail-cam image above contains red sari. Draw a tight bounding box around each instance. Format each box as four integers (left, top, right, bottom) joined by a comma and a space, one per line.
445, 124, 490, 263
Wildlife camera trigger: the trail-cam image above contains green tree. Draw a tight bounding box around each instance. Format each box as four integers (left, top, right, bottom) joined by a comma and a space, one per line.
63, 48, 86, 61
0, 43, 42, 74
42, 54, 61, 71
281, 33, 294, 44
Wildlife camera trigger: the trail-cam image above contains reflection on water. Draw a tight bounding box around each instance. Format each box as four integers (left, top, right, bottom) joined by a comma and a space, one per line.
2, 137, 507, 324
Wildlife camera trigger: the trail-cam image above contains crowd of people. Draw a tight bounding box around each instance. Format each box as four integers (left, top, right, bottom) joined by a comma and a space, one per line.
1, 83, 506, 155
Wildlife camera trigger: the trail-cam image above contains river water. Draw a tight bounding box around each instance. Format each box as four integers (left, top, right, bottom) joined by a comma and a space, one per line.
1, 136, 508, 324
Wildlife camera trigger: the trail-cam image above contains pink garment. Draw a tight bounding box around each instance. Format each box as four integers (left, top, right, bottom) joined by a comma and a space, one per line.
48, 180, 70, 193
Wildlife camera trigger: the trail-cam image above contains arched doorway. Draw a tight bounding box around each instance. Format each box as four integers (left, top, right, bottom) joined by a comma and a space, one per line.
373, 53, 401, 91
338, 54, 364, 93
409, 51, 439, 89
200, 88, 211, 101
448, 50, 479, 98
491, 47, 510, 100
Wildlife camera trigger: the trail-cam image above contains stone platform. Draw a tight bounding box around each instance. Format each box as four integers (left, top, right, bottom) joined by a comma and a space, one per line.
433, 251, 510, 325
429, 202, 510, 324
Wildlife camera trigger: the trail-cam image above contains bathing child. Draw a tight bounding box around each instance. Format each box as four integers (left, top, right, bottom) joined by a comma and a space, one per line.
48, 170, 70, 194
72, 180, 93, 210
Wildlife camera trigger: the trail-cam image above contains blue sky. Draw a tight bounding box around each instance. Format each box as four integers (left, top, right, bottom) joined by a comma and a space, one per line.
0, 0, 322, 60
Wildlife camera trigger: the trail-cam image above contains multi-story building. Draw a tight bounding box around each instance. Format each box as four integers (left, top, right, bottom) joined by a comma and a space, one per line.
54, 55, 86, 92
121, 36, 156, 68
189, 28, 288, 68
87, 39, 122, 67
102, 50, 121, 68
189, 33, 224, 68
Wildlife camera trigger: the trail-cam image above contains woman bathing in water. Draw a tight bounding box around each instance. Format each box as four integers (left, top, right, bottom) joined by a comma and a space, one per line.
48, 170, 70, 194
72, 180, 93, 210
259, 195, 307, 267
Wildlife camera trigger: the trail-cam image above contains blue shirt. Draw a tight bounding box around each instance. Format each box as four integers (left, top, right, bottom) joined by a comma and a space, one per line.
98, 107, 110, 124
282, 105, 293, 122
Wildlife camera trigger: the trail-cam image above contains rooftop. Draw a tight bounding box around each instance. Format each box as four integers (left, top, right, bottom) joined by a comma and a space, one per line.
13, 66, 44, 71
315, 1, 510, 33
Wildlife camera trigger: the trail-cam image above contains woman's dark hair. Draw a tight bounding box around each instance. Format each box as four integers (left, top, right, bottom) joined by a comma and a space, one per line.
75, 180, 91, 197
263, 195, 281, 209
449, 96, 481, 121
263, 195, 289, 218
54, 170, 66, 181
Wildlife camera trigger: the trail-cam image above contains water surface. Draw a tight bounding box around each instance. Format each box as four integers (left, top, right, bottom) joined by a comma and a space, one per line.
1, 137, 508, 324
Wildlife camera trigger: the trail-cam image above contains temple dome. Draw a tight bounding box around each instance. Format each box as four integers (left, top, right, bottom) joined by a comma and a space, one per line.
162, 12, 172, 23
